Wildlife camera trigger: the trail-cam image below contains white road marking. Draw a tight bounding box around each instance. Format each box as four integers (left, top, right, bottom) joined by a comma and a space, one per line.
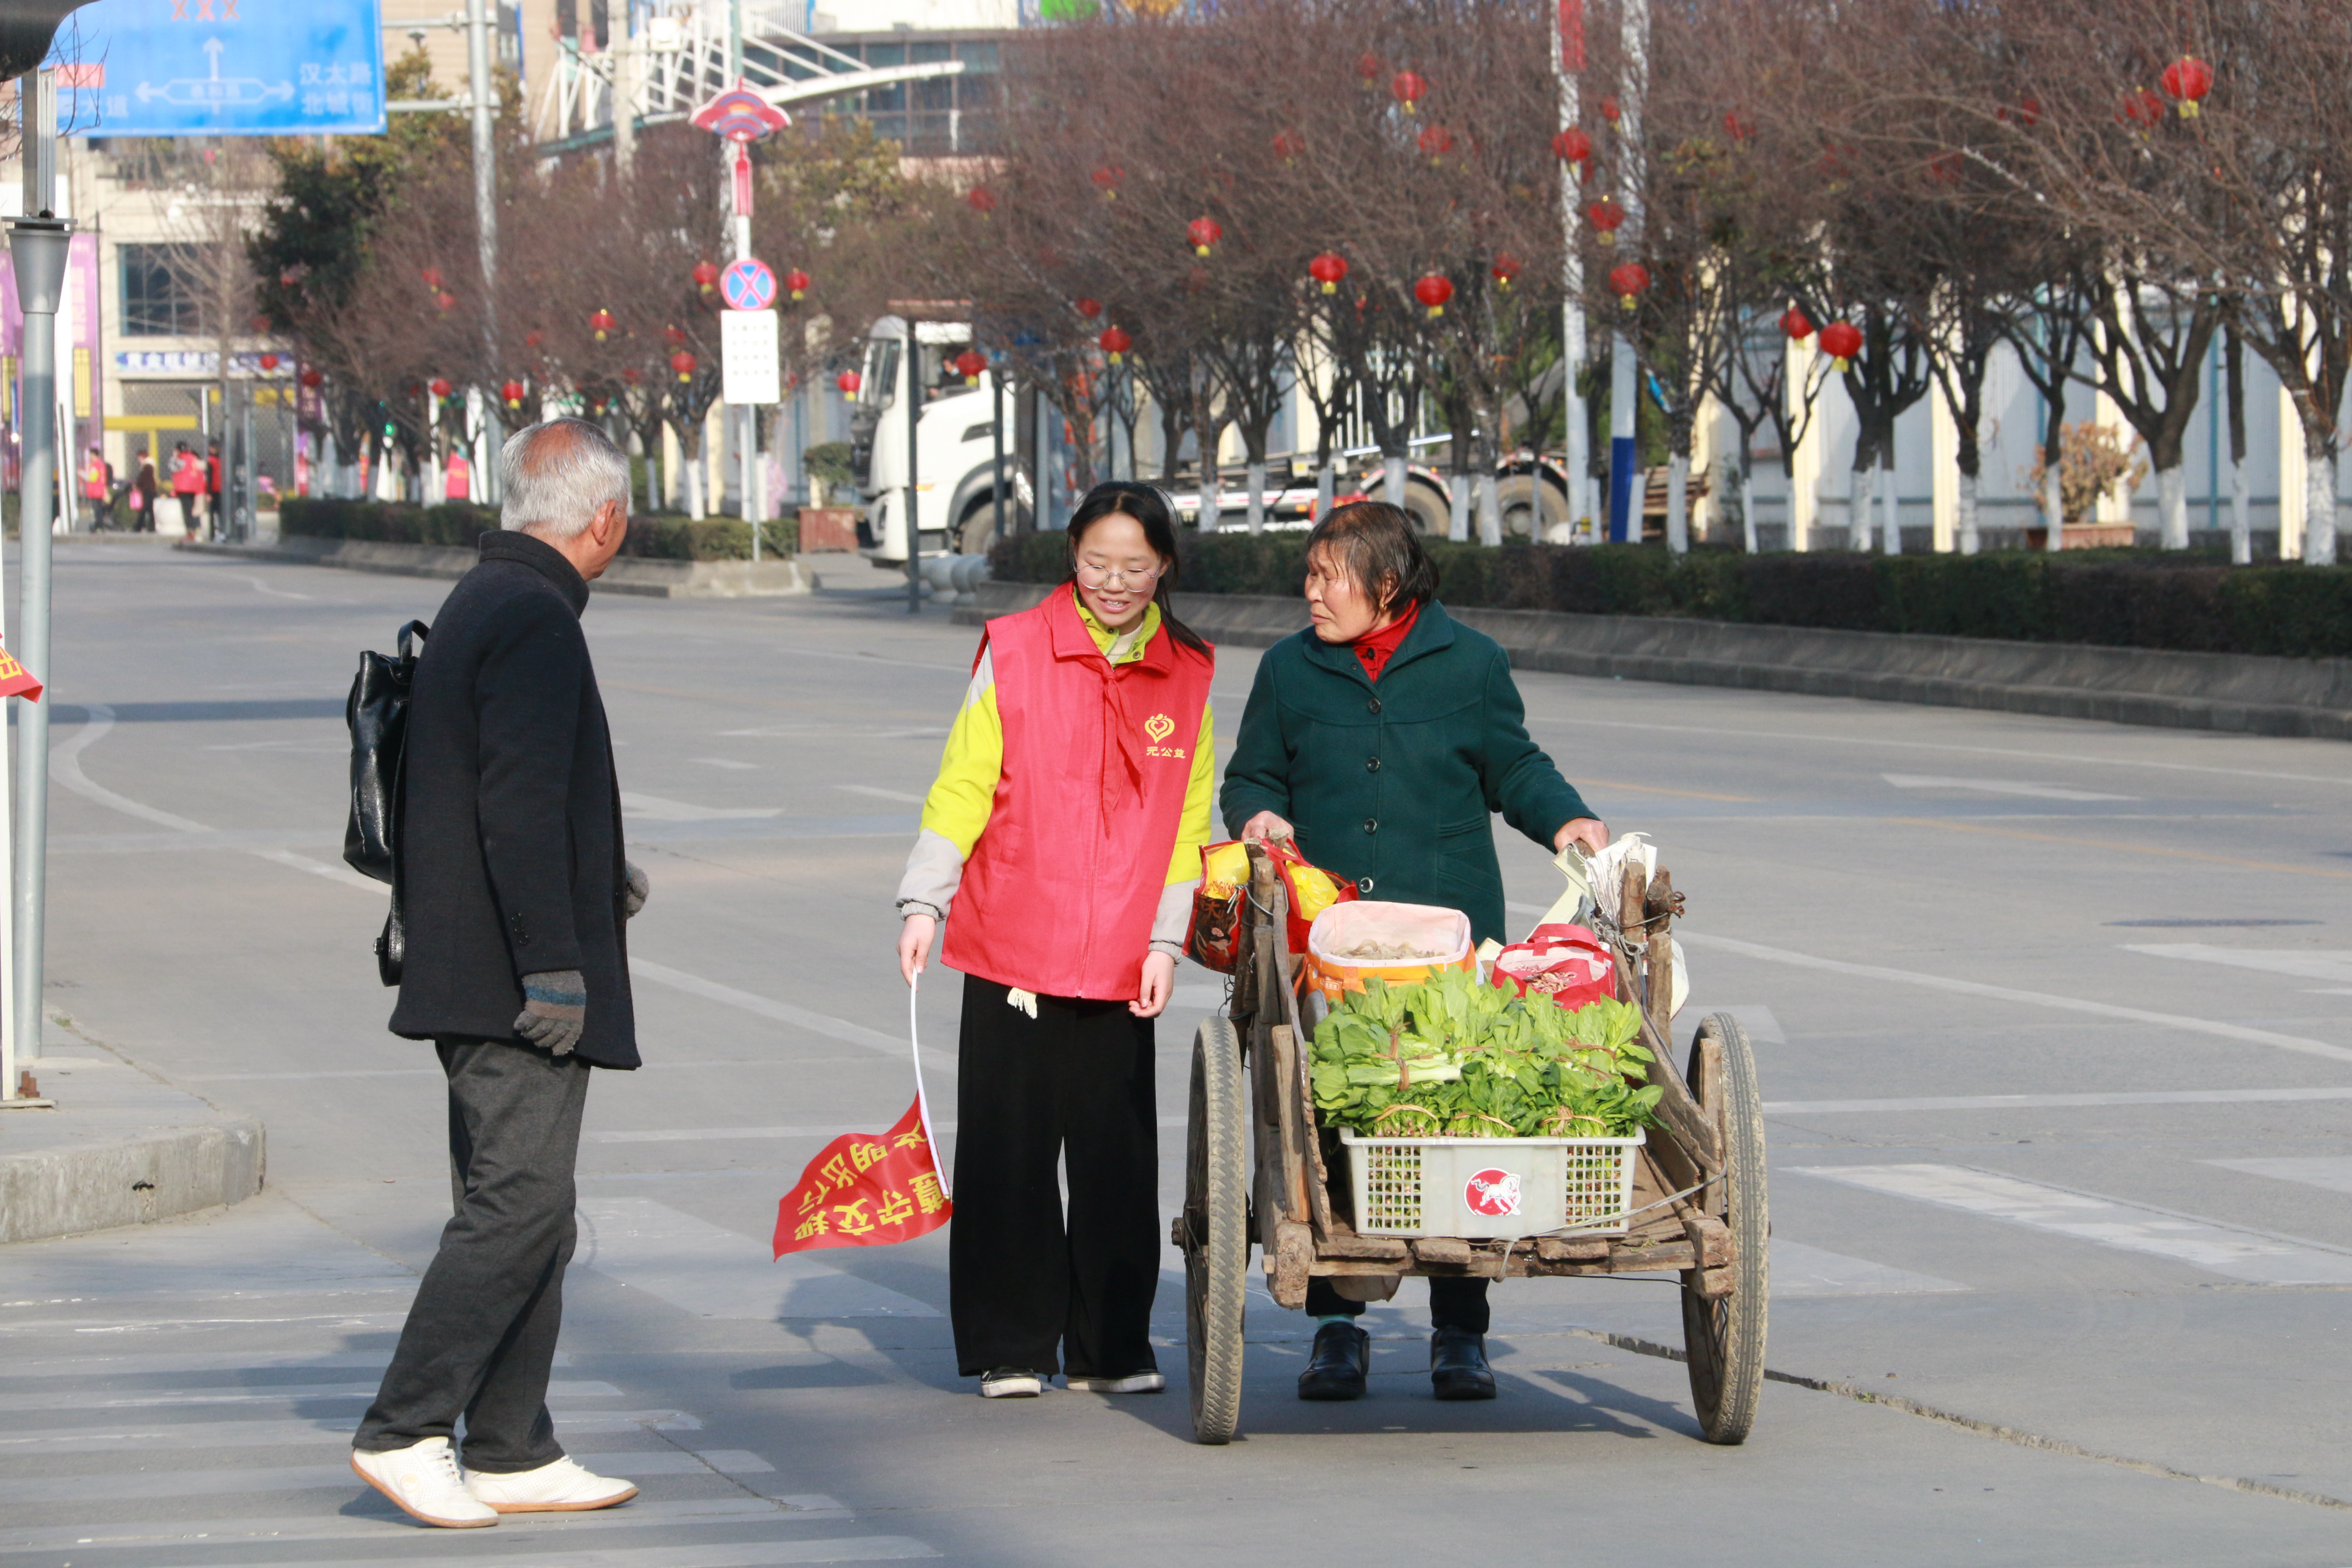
576, 1198, 941, 1320
628, 958, 951, 1075
1769, 1239, 1968, 1297
1883, 772, 2136, 801
0, 1446, 765, 1505
185, 1068, 441, 1082
836, 783, 924, 804
590, 1123, 852, 1144
695, 757, 759, 769
2206, 1156, 2352, 1195
0, 1310, 411, 1336
0, 1347, 397, 1377
2123, 943, 2352, 986
227, 1540, 940, 1566
0, 1379, 622, 1415
0, 1411, 700, 1453
0, 1497, 845, 1557
1791, 1164, 2352, 1285
621, 792, 782, 821
1765, 1085, 2352, 1115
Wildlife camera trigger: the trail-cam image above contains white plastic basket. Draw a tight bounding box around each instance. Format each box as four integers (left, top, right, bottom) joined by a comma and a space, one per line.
1337, 1128, 1645, 1239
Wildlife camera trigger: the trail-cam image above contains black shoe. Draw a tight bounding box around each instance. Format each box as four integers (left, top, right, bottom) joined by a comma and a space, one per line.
1430, 1326, 1496, 1401
1297, 1321, 1370, 1401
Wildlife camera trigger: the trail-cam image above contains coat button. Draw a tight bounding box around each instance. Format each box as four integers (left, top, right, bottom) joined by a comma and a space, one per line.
1367, 697, 1383, 715
1359, 876, 1376, 892
1365, 756, 1381, 772
1363, 818, 1378, 834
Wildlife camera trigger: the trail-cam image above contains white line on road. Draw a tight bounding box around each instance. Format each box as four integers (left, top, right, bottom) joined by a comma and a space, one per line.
0, 1379, 622, 1415
621, 792, 782, 821
1883, 772, 2136, 801
835, 783, 924, 804
1791, 1164, 2352, 1285
0, 1446, 770, 1505
0, 1411, 700, 1454
2122, 943, 2352, 986
135, 1540, 940, 1568
0, 1497, 845, 1557
2205, 1156, 2352, 1195
1765, 1086, 2352, 1115
576, 1198, 941, 1320
628, 958, 950, 1075
1769, 1239, 1968, 1297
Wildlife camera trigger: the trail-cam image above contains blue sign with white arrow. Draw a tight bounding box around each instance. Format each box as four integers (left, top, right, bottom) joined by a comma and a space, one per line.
54, 0, 386, 138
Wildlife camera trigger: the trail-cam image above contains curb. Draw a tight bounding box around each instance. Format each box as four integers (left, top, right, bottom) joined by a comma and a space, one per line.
0, 1118, 266, 1244
175, 538, 814, 599
957, 583, 2352, 741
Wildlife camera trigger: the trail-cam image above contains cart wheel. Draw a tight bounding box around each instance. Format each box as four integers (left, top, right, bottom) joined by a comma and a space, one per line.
1682, 1011, 1769, 1444
1183, 1015, 1249, 1444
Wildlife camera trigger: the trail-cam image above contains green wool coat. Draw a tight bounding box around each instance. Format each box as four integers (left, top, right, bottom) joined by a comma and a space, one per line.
1219, 601, 1593, 945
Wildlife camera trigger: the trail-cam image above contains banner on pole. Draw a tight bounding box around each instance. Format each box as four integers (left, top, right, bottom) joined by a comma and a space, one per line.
773, 1098, 950, 1257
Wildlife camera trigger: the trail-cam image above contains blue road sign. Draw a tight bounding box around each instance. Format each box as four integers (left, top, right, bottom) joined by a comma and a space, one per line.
722, 259, 777, 312
55, 0, 386, 138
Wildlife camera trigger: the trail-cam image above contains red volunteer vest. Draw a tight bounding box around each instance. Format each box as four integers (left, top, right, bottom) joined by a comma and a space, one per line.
943, 588, 1213, 1001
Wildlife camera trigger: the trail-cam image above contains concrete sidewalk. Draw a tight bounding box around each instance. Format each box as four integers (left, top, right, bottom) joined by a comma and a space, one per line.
0, 1045, 264, 1245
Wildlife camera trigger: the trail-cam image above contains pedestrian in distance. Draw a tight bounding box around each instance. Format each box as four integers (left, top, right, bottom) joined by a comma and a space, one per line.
204, 440, 223, 538
81, 445, 112, 531
130, 449, 158, 531
351, 417, 653, 1529
1221, 499, 1607, 1404
896, 481, 1216, 1400
168, 442, 202, 538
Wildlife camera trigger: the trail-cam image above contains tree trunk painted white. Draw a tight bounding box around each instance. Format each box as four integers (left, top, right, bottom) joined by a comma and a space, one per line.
1956, 471, 1979, 555
2230, 457, 2251, 565
1847, 466, 1871, 551
1476, 471, 1503, 547
1733, 464, 1757, 554
1447, 472, 1471, 541
1316, 461, 1335, 520
1383, 454, 1407, 507
1245, 460, 1268, 534
684, 442, 704, 520
1878, 461, 1900, 555
2042, 465, 2064, 553
2156, 463, 2188, 550
2304, 446, 2338, 564
1665, 454, 1689, 554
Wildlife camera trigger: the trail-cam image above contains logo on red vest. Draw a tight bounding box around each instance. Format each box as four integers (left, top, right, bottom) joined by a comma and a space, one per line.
1143, 711, 1185, 760
1464, 1168, 1522, 1218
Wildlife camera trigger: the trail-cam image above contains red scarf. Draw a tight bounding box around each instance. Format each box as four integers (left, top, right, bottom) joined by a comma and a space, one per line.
1350, 601, 1420, 683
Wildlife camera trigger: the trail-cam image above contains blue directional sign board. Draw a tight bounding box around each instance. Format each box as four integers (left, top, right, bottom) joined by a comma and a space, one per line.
53, 0, 386, 138
722, 259, 778, 312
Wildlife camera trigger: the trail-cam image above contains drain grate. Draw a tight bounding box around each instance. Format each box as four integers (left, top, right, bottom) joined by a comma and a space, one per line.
2105, 918, 2321, 928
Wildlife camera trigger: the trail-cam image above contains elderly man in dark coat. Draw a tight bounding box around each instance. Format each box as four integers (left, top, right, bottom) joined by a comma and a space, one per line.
351, 418, 650, 1529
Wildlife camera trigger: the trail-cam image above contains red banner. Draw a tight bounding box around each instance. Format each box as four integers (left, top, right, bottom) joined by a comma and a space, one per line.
772, 1098, 950, 1257
0, 639, 41, 703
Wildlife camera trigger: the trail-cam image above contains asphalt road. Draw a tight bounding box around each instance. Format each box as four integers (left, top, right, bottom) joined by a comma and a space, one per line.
4, 536, 2349, 1568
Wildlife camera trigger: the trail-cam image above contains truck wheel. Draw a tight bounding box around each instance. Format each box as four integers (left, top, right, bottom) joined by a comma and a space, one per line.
1496, 473, 1570, 538
956, 506, 999, 556
1401, 476, 1451, 537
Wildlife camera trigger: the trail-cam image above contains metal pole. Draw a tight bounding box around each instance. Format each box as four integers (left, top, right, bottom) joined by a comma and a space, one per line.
1554, 0, 1591, 539
990, 367, 1007, 540
613, 11, 637, 176
10, 70, 65, 1074
743, 408, 758, 558
1607, 0, 1648, 544
729, 0, 744, 81
905, 324, 921, 611
466, 0, 499, 507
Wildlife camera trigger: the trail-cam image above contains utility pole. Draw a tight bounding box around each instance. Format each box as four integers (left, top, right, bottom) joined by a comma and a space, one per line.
1553, 0, 1591, 539
465, 0, 500, 499
1607, 0, 1648, 544
905, 320, 921, 613
613, 14, 637, 176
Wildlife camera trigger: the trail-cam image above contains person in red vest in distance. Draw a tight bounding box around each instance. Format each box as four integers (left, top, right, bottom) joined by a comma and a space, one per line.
896, 482, 1215, 1401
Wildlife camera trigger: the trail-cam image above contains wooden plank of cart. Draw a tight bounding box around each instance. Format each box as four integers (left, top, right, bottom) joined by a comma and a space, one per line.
1175, 841, 1766, 1445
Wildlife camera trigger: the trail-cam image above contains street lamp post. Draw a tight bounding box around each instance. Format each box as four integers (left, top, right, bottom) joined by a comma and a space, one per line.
1554, 0, 1591, 539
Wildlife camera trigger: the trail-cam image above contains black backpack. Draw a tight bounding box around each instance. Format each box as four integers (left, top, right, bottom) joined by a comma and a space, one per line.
345, 620, 428, 985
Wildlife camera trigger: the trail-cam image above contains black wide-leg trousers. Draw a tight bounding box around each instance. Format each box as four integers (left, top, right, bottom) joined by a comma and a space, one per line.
949, 975, 1160, 1380
354, 1037, 591, 1473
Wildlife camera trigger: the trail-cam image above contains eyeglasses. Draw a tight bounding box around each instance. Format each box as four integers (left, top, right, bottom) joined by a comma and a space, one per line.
1075, 560, 1166, 589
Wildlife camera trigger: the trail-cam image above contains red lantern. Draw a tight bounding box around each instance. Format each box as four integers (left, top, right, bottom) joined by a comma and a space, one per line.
1273, 127, 1305, 161
1552, 126, 1593, 164
1417, 124, 1453, 161
622, 367, 641, 385
1356, 52, 1381, 86
966, 186, 997, 215
954, 348, 987, 385
1075, 296, 1103, 320
299, 367, 324, 389
1099, 325, 1132, 363
1585, 198, 1625, 246
837, 368, 862, 397
420, 267, 443, 289
783, 268, 810, 301
1491, 254, 1523, 290
524, 329, 543, 348
662, 324, 688, 348
1608, 262, 1650, 312
671, 349, 698, 383
1188, 215, 1222, 256
1309, 251, 1349, 294
1413, 273, 1454, 318
692, 260, 721, 295
590, 307, 617, 341
501, 379, 526, 408
1780, 305, 1815, 341
1818, 320, 1863, 370
2162, 55, 2213, 117
1722, 109, 1754, 143
258, 352, 280, 370
1092, 165, 1122, 198
1599, 96, 1621, 124
2118, 88, 2166, 131
1391, 70, 1426, 112
429, 377, 452, 398
435, 290, 456, 312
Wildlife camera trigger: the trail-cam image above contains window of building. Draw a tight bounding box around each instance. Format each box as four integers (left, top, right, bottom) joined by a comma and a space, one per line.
119, 244, 206, 337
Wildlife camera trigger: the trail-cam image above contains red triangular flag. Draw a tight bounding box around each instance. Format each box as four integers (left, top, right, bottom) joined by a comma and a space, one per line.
0, 638, 41, 703
773, 1097, 951, 1257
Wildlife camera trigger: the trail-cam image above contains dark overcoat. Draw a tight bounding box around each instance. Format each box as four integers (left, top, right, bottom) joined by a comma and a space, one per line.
388, 531, 638, 1068
1219, 601, 1592, 945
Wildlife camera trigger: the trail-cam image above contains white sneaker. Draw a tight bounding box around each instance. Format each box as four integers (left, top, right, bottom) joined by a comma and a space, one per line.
350, 1438, 499, 1529
1066, 1371, 1166, 1394
463, 1454, 639, 1513
979, 1368, 1045, 1398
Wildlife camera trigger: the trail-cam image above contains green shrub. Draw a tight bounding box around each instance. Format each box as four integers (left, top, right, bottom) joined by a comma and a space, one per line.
281, 498, 793, 560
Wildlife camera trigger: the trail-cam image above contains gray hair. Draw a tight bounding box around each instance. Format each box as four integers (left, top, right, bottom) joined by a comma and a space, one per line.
500, 418, 631, 539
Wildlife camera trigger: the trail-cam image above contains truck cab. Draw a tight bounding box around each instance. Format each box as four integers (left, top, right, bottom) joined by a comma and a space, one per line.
851, 316, 1029, 564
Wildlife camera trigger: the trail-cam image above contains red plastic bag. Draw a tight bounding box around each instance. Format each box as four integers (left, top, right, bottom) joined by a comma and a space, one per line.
1489, 924, 1615, 1010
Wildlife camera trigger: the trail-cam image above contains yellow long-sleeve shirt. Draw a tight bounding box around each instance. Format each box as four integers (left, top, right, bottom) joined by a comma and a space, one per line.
896, 590, 1215, 948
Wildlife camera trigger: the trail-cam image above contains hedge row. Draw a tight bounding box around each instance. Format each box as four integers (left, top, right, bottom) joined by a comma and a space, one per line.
987, 531, 2352, 659
278, 499, 797, 560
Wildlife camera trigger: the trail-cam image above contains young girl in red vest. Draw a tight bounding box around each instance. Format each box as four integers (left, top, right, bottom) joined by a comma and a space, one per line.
896, 483, 1215, 1400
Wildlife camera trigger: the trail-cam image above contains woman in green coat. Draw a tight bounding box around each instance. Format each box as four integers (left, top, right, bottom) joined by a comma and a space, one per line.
1220, 500, 1606, 1404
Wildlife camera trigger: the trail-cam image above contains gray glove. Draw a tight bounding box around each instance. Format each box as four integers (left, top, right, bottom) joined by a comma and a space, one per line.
622, 861, 649, 920
514, 969, 587, 1056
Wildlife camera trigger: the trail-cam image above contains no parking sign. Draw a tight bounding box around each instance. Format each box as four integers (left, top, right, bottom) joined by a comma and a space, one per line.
722, 259, 777, 312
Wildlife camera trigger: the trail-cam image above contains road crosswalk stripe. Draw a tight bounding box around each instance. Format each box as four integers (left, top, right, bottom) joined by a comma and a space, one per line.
0, 1411, 703, 1454
2206, 1155, 2352, 1194
0, 1496, 849, 1556
1792, 1164, 2352, 1285
0, 1448, 772, 1506
1763, 1086, 2352, 1114
96, 1540, 939, 1568
0, 1349, 399, 1377
0, 1379, 623, 1415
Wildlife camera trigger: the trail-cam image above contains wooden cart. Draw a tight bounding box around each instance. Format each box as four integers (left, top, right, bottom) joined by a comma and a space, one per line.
1175, 843, 1766, 1445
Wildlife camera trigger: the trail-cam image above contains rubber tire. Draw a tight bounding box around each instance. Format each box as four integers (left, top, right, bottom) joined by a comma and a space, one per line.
1682, 1010, 1769, 1444
1401, 476, 1451, 537
1184, 1015, 1249, 1444
1496, 472, 1569, 539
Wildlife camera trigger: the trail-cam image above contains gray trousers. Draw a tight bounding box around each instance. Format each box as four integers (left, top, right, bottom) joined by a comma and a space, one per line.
354, 1037, 591, 1472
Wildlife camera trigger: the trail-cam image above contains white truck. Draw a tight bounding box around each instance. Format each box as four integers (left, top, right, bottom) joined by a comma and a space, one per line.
850, 315, 1026, 565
